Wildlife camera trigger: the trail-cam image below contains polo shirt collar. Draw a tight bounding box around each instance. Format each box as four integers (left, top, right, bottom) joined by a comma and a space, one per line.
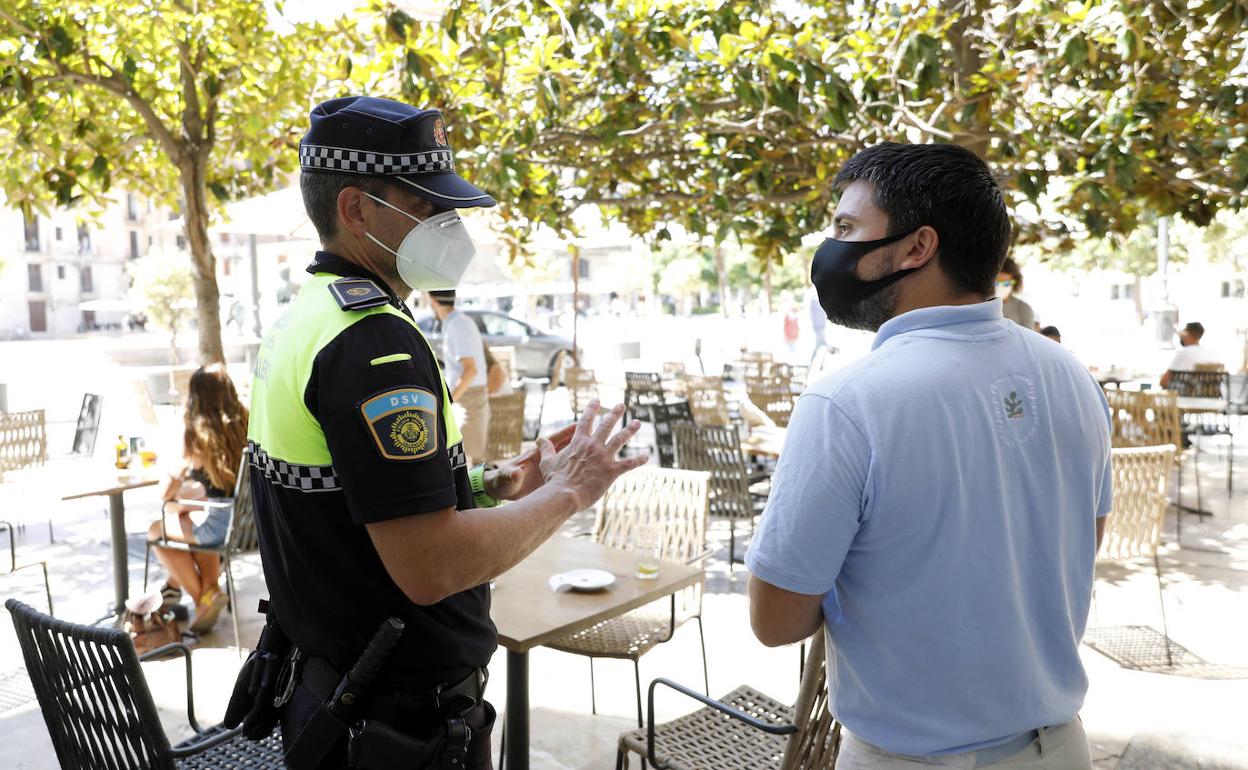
872, 298, 1004, 350
306, 251, 403, 305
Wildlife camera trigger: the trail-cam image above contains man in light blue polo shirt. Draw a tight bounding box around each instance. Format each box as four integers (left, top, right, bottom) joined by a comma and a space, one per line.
746, 143, 1111, 769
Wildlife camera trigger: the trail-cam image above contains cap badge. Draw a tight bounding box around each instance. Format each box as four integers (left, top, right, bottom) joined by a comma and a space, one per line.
433, 118, 448, 147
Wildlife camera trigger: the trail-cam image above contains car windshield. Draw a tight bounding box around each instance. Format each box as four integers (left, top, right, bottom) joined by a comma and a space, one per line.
478, 313, 530, 338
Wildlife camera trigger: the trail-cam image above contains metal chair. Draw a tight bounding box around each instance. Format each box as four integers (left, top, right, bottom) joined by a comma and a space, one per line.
625, 372, 667, 424
745, 374, 796, 428
1166, 370, 1234, 492
649, 401, 695, 469
547, 467, 712, 727
616, 626, 838, 770
485, 390, 527, 462
144, 457, 258, 649
673, 423, 768, 567
6, 598, 283, 769
684, 375, 732, 428
1097, 445, 1178, 666
567, 367, 601, 418
1, 520, 53, 613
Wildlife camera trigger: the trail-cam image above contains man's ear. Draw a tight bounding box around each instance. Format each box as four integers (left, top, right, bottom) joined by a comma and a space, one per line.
336, 187, 371, 238
898, 225, 939, 270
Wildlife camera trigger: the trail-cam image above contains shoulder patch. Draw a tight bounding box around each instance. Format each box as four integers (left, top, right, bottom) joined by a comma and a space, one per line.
360, 387, 439, 460
329, 278, 391, 311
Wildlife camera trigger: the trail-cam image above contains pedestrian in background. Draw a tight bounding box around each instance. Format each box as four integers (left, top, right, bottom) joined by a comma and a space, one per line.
996, 257, 1036, 329
428, 289, 491, 463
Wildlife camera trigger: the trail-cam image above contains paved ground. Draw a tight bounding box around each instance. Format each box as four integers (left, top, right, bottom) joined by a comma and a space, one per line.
2, 332, 1246, 768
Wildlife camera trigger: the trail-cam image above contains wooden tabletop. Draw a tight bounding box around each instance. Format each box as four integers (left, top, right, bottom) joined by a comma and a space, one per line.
61, 470, 161, 501
490, 536, 703, 653
1177, 397, 1229, 413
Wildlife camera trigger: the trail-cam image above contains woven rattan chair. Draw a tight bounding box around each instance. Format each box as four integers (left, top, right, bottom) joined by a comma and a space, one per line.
1097, 445, 1178, 666
617, 627, 838, 770
684, 375, 732, 428
1166, 370, 1233, 492
143, 457, 258, 649
650, 401, 696, 469
6, 598, 283, 769
567, 367, 600, 418
625, 372, 668, 424
745, 375, 796, 427
547, 467, 712, 727
673, 423, 767, 567
550, 349, 572, 388
485, 390, 527, 462
1, 520, 53, 613
0, 408, 47, 476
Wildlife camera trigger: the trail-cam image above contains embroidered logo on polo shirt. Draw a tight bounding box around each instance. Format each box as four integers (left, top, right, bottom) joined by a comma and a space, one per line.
360, 388, 439, 460
990, 374, 1038, 448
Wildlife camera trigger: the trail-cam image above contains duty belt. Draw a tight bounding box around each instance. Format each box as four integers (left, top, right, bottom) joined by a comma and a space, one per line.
302, 656, 488, 717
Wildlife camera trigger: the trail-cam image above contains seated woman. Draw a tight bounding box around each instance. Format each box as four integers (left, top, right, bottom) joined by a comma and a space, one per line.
148, 363, 248, 634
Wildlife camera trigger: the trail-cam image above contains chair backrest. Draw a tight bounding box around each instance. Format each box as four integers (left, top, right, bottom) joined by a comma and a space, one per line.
662, 361, 687, 380
1106, 390, 1182, 452
566, 367, 599, 417
171, 367, 195, 406
745, 375, 796, 427
1193, 362, 1226, 373
225, 456, 260, 554
549, 350, 570, 387
1166, 370, 1229, 399
684, 375, 731, 427
672, 423, 754, 520
780, 627, 840, 770
486, 390, 527, 462
71, 394, 103, 456
0, 409, 47, 474
624, 372, 666, 413
491, 345, 518, 385
1100, 445, 1176, 561
595, 467, 710, 621
6, 598, 177, 770
649, 401, 695, 468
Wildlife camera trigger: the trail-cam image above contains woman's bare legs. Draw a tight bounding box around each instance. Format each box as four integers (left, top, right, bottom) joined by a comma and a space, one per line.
148, 513, 208, 603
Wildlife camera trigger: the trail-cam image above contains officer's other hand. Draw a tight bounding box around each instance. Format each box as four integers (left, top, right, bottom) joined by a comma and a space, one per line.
486, 424, 576, 501
536, 400, 648, 512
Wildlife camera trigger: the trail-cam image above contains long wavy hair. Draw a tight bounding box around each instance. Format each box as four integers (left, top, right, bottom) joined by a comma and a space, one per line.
183, 364, 249, 493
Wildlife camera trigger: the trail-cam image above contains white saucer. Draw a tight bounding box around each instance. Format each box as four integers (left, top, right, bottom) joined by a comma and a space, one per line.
558, 568, 616, 592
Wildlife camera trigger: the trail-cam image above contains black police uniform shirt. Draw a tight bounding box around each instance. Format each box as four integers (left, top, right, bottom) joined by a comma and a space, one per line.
250, 252, 495, 688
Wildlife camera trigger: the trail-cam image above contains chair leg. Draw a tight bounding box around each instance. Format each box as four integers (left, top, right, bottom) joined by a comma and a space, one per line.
799, 642, 806, 683
1175, 461, 1183, 542
694, 615, 709, 696
728, 520, 736, 570
633, 659, 643, 729
589, 656, 598, 715
142, 542, 153, 591
1154, 552, 1173, 667
1228, 433, 1234, 494
1194, 440, 1205, 521
499, 721, 506, 770
39, 561, 53, 615
225, 554, 241, 651
616, 746, 626, 770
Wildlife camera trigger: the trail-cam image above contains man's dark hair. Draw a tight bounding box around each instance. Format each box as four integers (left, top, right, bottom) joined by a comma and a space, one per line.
1040, 325, 1061, 340
429, 290, 456, 307
300, 171, 389, 244
833, 142, 1011, 296
1183, 322, 1205, 339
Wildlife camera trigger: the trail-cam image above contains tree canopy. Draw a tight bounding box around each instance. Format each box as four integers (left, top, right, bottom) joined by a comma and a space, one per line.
0, 0, 333, 361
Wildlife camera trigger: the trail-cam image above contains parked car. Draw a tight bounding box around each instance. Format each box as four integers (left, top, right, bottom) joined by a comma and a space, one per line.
415, 309, 575, 381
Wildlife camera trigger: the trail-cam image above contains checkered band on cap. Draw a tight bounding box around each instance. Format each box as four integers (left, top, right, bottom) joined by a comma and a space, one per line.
299, 144, 455, 175
248, 441, 340, 493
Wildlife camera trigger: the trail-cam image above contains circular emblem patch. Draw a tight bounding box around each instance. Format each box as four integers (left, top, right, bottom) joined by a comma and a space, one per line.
346, 287, 371, 297
389, 411, 429, 454
432, 118, 448, 147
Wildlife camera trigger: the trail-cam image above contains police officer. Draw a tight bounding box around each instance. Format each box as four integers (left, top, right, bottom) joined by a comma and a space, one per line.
246, 96, 646, 769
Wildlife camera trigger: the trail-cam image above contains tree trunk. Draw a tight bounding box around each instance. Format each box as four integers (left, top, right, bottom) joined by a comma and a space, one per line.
763, 264, 773, 315
945, 0, 990, 156
1132, 274, 1145, 326
181, 158, 225, 364
713, 244, 729, 317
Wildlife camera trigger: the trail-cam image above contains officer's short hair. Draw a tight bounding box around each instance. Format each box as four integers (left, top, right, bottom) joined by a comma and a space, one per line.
300, 171, 389, 244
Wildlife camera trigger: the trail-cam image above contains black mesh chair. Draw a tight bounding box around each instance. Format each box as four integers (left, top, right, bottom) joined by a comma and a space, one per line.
6, 598, 283, 769
624, 372, 667, 424
649, 401, 695, 469
673, 423, 770, 567
1167, 370, 1234, 491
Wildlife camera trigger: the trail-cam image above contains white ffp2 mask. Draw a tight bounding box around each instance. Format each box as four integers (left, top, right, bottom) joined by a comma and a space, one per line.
364, 192, 477, 291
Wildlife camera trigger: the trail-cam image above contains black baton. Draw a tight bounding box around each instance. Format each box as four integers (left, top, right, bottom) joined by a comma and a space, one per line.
329, 617, 405, 723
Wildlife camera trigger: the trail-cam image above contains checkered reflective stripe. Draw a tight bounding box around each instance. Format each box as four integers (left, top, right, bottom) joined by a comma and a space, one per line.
447, 442, 467, 470
299, 144, 454, 174
248, 441, 340, 493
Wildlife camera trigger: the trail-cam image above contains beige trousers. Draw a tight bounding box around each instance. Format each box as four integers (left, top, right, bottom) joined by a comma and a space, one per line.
457, 385, 490, 463
836, 719, 1093, 770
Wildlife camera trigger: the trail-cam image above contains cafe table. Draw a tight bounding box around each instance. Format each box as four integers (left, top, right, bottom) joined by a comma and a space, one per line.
490, 536, 703, 770
62, 469, 161, 618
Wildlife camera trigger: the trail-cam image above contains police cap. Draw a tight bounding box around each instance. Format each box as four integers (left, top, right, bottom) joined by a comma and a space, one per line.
299, 96, 495, 210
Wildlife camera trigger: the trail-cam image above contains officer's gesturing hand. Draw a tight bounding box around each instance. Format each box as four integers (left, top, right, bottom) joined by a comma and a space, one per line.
482, 424, 576, 502
536, 400, 648, 510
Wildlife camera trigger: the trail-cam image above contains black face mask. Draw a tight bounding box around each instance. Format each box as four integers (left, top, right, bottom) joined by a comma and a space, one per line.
810, 231, 919, 323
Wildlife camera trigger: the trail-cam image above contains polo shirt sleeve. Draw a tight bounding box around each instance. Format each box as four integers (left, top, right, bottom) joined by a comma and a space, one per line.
745, 392, 870, 596
308, 312, 459, 525
1096, 398, 1113, 519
